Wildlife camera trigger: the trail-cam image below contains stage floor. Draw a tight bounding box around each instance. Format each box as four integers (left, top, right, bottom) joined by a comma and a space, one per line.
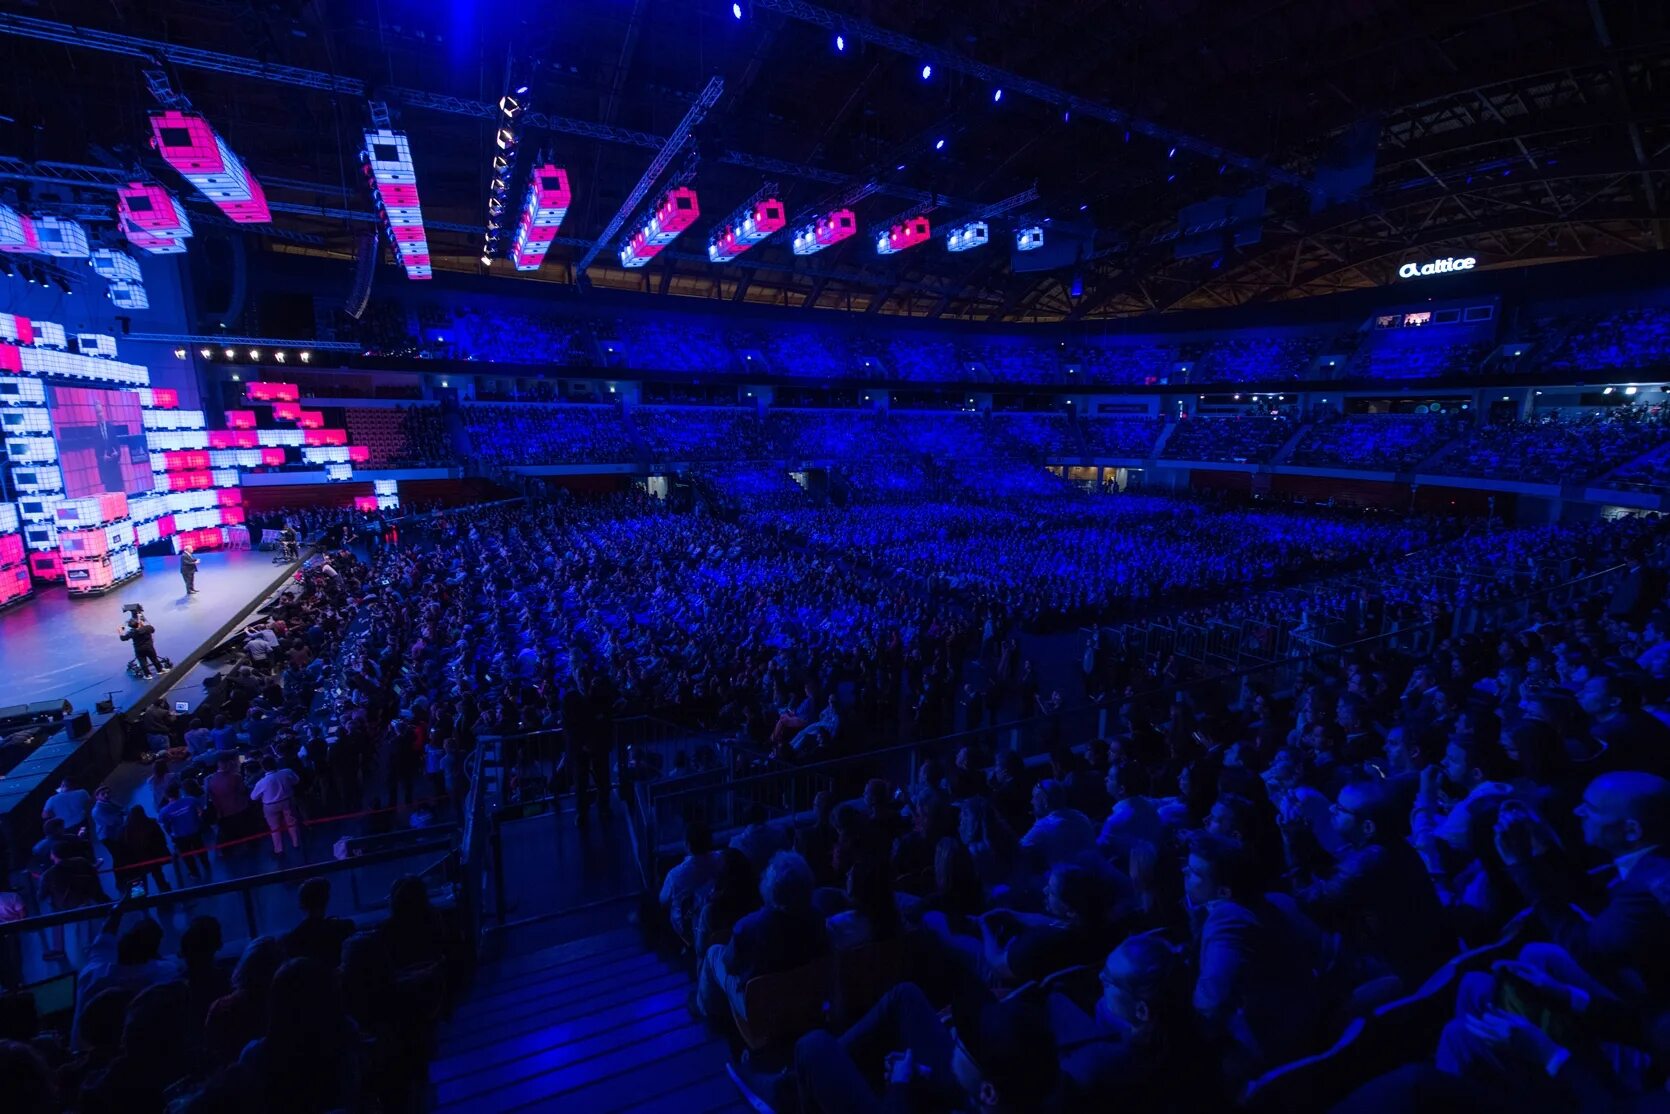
0, 549, 294, 716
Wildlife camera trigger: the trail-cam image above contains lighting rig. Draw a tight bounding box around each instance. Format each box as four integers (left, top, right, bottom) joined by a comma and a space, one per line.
33, 216, 90, 258
482, 84, 528, 264
619, 186, 701, 269
362, 123, 433, 280
116, 183, 192, 254
945, 221, 988, 253
0, 204, 41, 254
148, 111, 271, 224
707, 187, 785, 263
89, 249, 147, 309
875, 215, 932, 255
510, 163, 572, 272
790, 209, 857, 255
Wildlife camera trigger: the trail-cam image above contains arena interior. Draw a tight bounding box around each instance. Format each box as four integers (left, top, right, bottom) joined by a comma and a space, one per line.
6, 2, 1670, 1111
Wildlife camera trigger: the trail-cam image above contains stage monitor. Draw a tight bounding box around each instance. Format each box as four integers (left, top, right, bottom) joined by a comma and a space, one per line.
46, 385, 154, 501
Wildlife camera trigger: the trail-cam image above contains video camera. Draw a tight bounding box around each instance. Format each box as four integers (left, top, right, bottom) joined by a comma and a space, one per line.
122, 603, 145, 618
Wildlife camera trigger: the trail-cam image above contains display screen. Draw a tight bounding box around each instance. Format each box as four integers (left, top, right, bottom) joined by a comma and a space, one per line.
48, 386, 154, 500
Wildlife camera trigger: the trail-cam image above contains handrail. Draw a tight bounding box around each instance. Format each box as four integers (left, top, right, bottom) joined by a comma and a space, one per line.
0, 831, 456, 936
645, 557, 1633, 818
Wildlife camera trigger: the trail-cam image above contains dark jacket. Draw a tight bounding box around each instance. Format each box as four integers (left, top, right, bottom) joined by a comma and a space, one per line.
1294, 837, 1451, 984
723, 905, 829, 984
1509, 849, 1670, 996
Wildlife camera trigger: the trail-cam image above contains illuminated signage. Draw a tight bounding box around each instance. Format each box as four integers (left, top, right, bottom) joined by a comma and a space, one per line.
1398, 256, 1476, 279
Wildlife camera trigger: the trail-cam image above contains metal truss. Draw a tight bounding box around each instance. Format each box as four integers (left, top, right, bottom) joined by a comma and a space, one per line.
578, 77, 725, 273
748, 0, 1316, 196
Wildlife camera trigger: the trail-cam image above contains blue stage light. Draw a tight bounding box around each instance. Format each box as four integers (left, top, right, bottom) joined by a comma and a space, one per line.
935, 138, 945, 150
993, 88, 1003, 103
921, 63, 932, 80
835, 34, 844, 51
732, 3, 743, 18
1168, 146, 1177, 158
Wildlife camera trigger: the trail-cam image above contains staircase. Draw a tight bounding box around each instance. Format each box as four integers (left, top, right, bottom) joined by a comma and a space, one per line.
1271, 421, 1312, 464
431, 928, 746, 1113
1150, 419, 1180, 458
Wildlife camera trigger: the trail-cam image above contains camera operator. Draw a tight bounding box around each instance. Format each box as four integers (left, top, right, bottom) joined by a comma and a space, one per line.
119, 608, 164, 678
280, 523, 299, 561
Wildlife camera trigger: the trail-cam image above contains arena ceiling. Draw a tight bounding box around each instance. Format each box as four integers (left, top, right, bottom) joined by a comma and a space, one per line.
2, 0, 1669, 322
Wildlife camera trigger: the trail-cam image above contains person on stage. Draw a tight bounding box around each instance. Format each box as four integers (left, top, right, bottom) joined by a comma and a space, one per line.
119, 612, 164, 678
181, 545, 200, 595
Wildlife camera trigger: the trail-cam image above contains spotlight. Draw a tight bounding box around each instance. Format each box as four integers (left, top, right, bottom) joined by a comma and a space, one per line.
493, 155, 509, 172
935, 138, 945, 150
1168, 146, 1177, 158
1063, 110, 1070, 123
835, 34, 844, 51
498, 94, 524, 118
198, 347, 211, 359
173, 348, 187, 359
1070, 272, 1083, 298
921, 63, 932, 80
274, 351, 286, 363
223, 348, 235, 358
994, 88, 1003, 102
732, 2, 743, 18
249, 349, 260, 361
496, 127, 518, 151
299, 351, 310, 363
491, 177, 508, 195
232, 372, 240, 381
480, 254, 491, 266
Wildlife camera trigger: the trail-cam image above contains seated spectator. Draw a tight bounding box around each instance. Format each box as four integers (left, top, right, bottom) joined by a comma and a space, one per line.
827, 856, 902, 950
697, 851, 829, 1026
376, 876, 445, 971
730, 802, 791, 872
239, 958, 367, 1112
73, 903, 182, 1048
794, 982, 1064, 1112
1284, 779, 1451, 986
179, 915, 230, 1041
661, 822, 723, 944
284, 877, 356, 967
1019, 779, 1098, 869
980, 864, 1123, 984
0, 1039, 55, 1114
1184, 832, 1324, 1083
694, 848, 761, 957
205, 936, 285, 1066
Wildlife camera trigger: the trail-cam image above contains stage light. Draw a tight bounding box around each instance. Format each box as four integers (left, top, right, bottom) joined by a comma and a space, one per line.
791, 208, 857, 255
172, 348, 186, 359
619, 186, 700, 268
993, 88, 1003, 103
274, 351, 286, 363
935, 138, 945, 150
732, 2, 743, 17
364, 128, 433, 279
149, 111, 271, 224
511, 165, 571, 271
496, 128, 518, 151
1168, 147, 1177, 158
499, 94, 524, 118
249, 350, 260, 361
1063, 111, 1070, 123
232, 372, 241, 381
117, 183, 192, 254
1079, 203, 1088, 212
876, 216, 931, 255
491, 177, 508, 195
299, 351, 310, 363
223, 348, 235, 358
946, 221, 988, 252
1070, 272, 1083, 298
835, 34, 844, 51
921, 63, 932, 79
480, 254, 491, 266
198, 347, 211, 359
708, 194, 786, 263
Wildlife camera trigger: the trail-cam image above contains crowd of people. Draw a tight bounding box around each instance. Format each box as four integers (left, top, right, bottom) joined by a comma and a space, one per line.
662, 511, 1670, 1114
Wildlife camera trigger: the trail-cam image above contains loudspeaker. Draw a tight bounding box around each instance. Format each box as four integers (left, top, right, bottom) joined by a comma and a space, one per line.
344, 232, 377, 320
68, 711, 92, 738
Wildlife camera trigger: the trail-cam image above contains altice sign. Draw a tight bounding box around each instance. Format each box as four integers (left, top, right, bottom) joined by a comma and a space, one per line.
1398, 255, 1476, 280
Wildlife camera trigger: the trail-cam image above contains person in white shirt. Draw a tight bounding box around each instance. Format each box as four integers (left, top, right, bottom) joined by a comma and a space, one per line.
250, 756, 302, 854
1020, 779, 1098, 869
660, 822, 723, 944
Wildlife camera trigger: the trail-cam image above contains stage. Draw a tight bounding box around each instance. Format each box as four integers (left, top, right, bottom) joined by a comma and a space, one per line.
0, 548, 299, 718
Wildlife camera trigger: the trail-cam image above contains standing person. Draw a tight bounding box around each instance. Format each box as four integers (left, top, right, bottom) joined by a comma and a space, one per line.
158, 783, 208, 884
249, 756, 302, 856
119, 614, 164, 678
180, 545, 199, 595
114, 806, 172, 895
